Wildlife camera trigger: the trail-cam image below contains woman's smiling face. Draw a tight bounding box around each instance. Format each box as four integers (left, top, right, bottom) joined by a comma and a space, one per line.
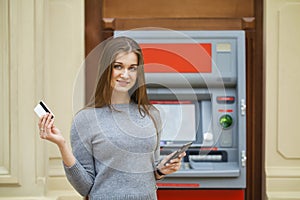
111, 51, 138, 93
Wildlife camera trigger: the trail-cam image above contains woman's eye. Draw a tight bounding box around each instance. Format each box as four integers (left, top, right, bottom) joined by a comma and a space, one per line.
129, 67, 137, 72
113, 65, 122, 70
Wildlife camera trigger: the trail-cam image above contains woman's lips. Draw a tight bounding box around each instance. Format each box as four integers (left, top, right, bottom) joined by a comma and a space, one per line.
117, 80, 129, 86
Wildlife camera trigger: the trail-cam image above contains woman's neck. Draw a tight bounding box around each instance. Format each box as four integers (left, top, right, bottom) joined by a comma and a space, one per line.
111, 91, 130, 104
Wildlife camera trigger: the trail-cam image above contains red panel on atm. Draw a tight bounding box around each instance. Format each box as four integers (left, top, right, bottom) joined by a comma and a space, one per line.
140, 43, 212, 73
157, 189, 244, 200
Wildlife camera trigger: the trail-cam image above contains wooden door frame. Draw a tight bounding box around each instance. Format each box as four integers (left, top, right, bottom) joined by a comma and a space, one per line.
84, 1, 264, 199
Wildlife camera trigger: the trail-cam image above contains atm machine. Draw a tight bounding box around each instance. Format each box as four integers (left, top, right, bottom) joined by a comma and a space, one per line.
115, 30, 246, 200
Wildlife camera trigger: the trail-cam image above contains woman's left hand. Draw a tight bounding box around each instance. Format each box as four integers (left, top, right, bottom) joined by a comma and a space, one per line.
157, 151, 186, 175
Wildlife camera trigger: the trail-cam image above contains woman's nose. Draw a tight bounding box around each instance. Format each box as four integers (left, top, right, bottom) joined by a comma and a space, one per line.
120, 69, 129, 78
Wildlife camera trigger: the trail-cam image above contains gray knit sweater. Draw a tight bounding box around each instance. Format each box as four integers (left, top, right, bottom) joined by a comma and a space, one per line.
63, 103, 161, 200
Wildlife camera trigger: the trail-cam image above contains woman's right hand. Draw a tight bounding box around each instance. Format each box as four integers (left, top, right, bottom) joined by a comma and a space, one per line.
38, 113, 66, 147
38, 113, 76, 167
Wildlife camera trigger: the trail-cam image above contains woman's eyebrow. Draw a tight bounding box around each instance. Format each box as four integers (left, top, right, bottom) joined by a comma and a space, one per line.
113, 61, 138, 66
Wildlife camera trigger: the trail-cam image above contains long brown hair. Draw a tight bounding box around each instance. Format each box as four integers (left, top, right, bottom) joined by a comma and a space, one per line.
87, 36, 152, 117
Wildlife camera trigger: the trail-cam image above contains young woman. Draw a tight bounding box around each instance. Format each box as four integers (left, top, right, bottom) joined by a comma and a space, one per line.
38, 36, 185, 200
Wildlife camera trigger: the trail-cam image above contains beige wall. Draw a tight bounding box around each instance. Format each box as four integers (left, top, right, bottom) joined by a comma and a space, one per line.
0, 0, 84, 199
265, 0, 300, 199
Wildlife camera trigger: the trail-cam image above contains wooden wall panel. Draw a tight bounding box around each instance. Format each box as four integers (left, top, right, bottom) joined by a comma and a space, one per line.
102, 0, 255, 33
0, 0, 17, 185
277, 3, 300, 159
102, 18, 254, 30
103, 0, 254, 18
265, 1, 300, 199
0, 0, 84, 198
45, 0, 85, 192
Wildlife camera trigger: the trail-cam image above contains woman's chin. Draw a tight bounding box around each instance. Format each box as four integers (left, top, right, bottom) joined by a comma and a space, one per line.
113, 86, 131, 93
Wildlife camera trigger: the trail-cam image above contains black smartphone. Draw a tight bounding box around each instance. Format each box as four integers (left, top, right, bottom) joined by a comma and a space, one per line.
164, 142, 192, 166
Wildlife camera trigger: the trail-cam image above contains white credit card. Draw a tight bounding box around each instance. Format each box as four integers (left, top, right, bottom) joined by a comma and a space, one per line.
34, 100, 55, 118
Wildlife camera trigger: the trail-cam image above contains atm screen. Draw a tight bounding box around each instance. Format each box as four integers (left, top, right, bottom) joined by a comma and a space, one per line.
154, 103, 196, 142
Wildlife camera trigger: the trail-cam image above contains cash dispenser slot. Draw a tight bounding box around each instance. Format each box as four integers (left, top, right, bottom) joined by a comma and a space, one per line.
160, 149, 240, 177
188, 150, 227, 162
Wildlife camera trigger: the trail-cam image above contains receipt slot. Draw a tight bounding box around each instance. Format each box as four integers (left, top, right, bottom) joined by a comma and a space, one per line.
115, 31, 246, 200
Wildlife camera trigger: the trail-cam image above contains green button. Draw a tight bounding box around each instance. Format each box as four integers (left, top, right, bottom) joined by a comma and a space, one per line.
219, 114, 233, 129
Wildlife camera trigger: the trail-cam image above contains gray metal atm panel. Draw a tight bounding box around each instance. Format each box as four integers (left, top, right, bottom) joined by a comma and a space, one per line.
115, 30, 244, 88
115, 30, 246, 189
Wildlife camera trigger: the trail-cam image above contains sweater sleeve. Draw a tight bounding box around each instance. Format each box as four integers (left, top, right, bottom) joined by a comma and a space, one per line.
151, 106, 162, 165
63, 111, 95, 196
